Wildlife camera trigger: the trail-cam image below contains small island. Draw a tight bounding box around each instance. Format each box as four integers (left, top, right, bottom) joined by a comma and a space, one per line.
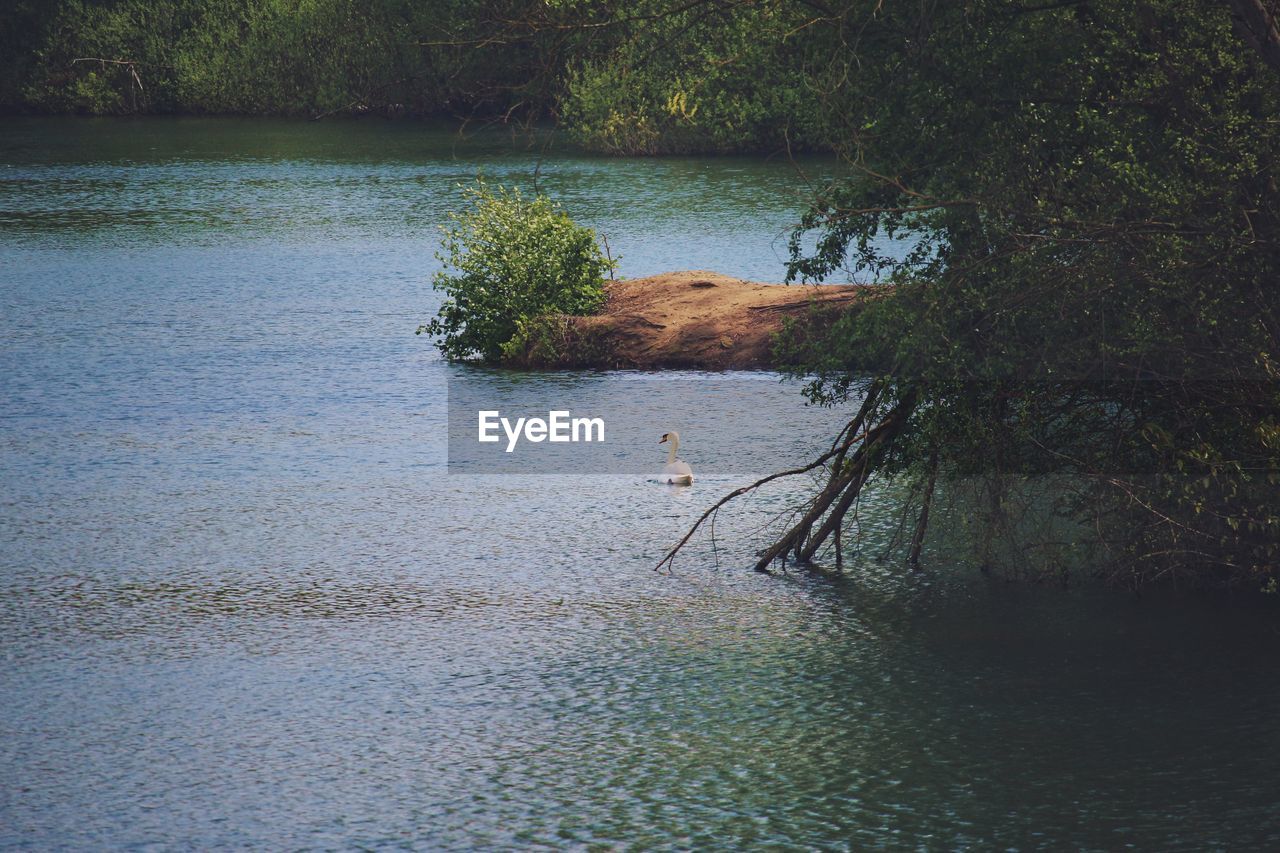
502, 270, 872, 370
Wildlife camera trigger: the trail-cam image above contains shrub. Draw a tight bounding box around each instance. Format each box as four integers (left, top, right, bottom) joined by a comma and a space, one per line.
419, 181, 616, 363
500, 315, 619, 369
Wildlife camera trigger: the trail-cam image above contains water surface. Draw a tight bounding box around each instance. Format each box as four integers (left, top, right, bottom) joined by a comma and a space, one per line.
2, 118, 1279, 850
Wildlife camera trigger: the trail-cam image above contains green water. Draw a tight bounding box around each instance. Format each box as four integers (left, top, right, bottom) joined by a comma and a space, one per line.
2, 117, 1278, 849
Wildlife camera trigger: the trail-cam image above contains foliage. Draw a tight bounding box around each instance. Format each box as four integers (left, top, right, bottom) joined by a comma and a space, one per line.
500, 314, 619, 368
778, 0, 1280, 589
419, 181, 615, 363
560, 0, 838, 154
0, 1, 59, 108
4, 0, 585, 120
2, 0, 841, 154
168, 0, 407, 116
17, 0, 191, 113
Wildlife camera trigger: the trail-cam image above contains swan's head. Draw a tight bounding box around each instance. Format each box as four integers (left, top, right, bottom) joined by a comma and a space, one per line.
659, 431, 680, 445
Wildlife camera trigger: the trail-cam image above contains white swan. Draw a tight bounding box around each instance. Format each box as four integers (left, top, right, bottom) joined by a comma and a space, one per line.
659, 431, 694, 485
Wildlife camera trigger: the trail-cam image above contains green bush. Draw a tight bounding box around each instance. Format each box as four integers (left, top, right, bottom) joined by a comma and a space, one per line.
500, 314, 619, 368
419, 181, 616, 363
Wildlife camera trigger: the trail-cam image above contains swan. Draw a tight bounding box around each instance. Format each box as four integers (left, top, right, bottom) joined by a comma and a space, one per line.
659, 431, 694, 485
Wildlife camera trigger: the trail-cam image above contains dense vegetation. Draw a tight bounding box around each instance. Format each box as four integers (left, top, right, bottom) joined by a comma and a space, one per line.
560, 1, 838, 154
733, 0, 1280, 590
8, 0, 1280, 588
3, 0, 550, 118
0, 0, 838, 153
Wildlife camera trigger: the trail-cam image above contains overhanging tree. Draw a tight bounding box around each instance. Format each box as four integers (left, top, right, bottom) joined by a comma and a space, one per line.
663, 0, 1280, 588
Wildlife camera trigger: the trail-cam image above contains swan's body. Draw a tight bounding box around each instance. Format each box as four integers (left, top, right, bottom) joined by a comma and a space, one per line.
659, 431, 694, 485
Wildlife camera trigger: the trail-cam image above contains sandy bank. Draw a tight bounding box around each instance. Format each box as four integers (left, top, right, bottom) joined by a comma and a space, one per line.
505, 270, 872, 370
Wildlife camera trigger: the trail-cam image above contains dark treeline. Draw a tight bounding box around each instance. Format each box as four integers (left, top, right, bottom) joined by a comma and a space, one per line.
0, 0, 840, 154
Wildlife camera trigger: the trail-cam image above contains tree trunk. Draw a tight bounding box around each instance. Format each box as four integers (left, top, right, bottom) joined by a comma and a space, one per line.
1227, 0, 1280, 74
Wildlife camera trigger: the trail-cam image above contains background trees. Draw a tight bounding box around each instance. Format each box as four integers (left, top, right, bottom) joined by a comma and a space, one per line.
0, 0, 840, 152
3, 0, 574, 119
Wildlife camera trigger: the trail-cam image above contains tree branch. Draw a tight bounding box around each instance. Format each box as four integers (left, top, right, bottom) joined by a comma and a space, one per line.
1227, 0, 1280, 74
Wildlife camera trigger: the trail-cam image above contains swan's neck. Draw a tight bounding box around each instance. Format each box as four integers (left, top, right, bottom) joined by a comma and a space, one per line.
666, 437, 679, 464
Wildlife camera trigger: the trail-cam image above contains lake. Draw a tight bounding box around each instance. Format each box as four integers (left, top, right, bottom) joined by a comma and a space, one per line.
2, 117, 1279, 849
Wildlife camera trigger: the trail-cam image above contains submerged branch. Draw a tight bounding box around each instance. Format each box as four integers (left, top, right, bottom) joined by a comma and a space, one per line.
908, 451, 940, 566
654, 380, 927, 576
652, 420, 873, 574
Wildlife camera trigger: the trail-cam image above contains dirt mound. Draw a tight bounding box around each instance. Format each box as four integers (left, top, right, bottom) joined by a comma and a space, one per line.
505, 270, 872, 370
